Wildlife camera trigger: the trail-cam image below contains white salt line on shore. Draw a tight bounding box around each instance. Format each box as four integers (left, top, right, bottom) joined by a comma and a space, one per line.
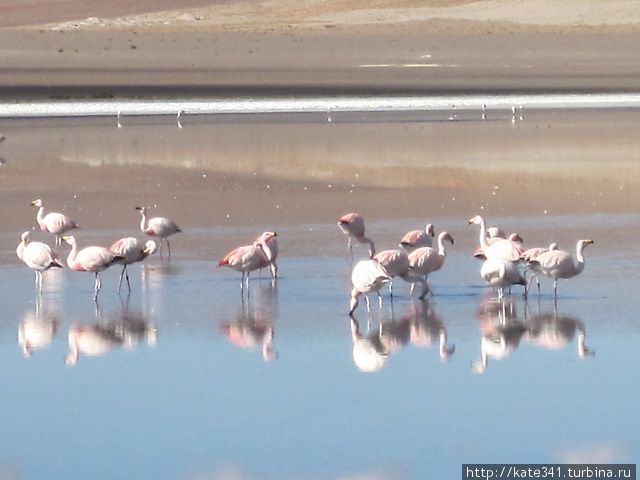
1, 93, 640, 118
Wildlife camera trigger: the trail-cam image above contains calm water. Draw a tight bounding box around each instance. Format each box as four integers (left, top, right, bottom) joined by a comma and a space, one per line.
0, 114, 639, 479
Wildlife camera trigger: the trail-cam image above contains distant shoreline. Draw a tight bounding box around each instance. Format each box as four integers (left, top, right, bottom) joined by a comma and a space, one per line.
1, 92, 640, 120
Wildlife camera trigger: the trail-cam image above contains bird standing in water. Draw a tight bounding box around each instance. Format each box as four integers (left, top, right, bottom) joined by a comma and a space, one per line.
338, 212, 375, 258
62, 235, 123, 301
135, 206, 181, 260
16, 231, 64, 292
31, 198, 78, 245
109, 237, 157, 293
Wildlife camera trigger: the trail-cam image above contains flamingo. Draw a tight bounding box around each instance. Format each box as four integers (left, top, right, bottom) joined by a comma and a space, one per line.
31, 198, 78, 245
407, 231, 454, 296
62, 235, 123, 300
521, 242, 558, 294
399, 223, 435, 251
525, 239, 594, 299
338, 212, 375, 258
480, 258, 526, 300
373, 249, 427, 299
218, 232, 276, 290
109, 237, 157, 293
349, 259, 391, 314
253, 231, 279, 278
469, 215, 524, 261
16, 231, 64, 291
135, 206, 181, 259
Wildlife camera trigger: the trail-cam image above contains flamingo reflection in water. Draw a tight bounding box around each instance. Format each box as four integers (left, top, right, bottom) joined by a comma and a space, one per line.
65, 300, 157, 366
349, 300, 454, 372
219, 282, 278, 362
524, 303, 594, 358
18, 305, 60, 358
472, 295, 527, 374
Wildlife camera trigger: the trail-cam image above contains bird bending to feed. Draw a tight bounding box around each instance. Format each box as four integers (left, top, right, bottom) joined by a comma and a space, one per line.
399, 223, 435, 251
374, 249, 427, 299
62, 235, 123, 300
16, 231, 64, 292
31, 198, 78, 245
253, 231, 279, 278
135, 206, 181, 260
218, 232, 277, 290
109, 237, 157, 293
338, 212, 375, 258
469, 215, 524, 261
349, 259, 391, 314
480, 258, 526, 300
524, 239, 594, 299
407, 231, 454, 296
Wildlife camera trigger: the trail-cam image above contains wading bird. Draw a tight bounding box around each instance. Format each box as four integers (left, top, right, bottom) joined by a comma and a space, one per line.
407, 231, 454, 296
480, 258, 526, 300
135, 206, 181, 259
469, 215, 524, 261
521, 242, 558, 295
525, 239, 594, 299
109, 237, 157, 293
338, 212, 375, 258
218, 232, 277, 291
31, 198, 78, 245
349, 259, 391, 314
374, 248, 427, 299
399, 223, 435, 251
16, 231, 64, 292
62, 235, 123, 300
253, 231, 279, 278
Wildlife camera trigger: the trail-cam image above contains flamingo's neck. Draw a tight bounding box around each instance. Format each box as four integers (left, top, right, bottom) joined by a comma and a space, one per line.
477, 218, 489, 250
36, 206, 45, 227
574, 242, 586, 274
139, 212, 147, 233
437, 233, 448, 256
65, 241, 79, 269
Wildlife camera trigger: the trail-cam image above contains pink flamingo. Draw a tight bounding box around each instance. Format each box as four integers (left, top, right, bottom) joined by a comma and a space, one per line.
469, 215, 524, 261
31, 198, 78, 245
16, 231, 64, 292
135, 206, 181, 259
218, 232, 277, 290
524, 239, 593, 299
109, 237, 157, 293
338, 212, 375, 258
407, 231, 454, 295
374, 249, 427, 299
62, 235, 124, 300
253, 231, 279, 278
399, 223, 435, 251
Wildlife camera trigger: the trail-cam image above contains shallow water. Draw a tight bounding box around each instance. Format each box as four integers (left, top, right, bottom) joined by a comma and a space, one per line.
1, 113, 639, 479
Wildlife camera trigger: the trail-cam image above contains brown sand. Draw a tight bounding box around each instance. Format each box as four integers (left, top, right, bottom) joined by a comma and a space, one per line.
1, 1, 640, 91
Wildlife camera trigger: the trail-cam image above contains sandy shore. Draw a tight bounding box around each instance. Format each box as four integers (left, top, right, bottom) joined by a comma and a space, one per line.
0, 1, 640, 92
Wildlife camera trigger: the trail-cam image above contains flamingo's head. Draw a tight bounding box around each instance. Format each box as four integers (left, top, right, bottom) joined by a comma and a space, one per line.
509, 233, 524, 244
426, 223, 435, 237
20, 231, 31, 243
579, 239, 594, 249
61, 235, 76, 246
135, 206, 146, 215
468, 215, 483, 226
143, 240, 157, 255
31, 198, 43, 208
441, 232, 455, 245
